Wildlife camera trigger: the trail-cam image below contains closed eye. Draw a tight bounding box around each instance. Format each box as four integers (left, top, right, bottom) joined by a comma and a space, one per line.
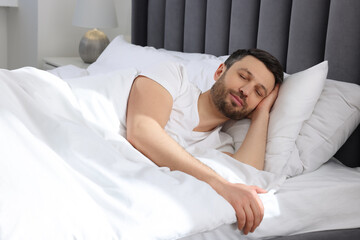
256, 88, 264, 97
239, 73, 247, 80
256, 84, 267, 97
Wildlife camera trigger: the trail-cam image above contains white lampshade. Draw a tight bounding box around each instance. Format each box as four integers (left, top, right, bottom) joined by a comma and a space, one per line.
73, 0, 118, 29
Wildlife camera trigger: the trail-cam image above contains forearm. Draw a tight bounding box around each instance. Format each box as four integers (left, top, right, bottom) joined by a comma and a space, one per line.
127, 116, 228, 191
231, 112, 269, 170
127, 116, 266, 234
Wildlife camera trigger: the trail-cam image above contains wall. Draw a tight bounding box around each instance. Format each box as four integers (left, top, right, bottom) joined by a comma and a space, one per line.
110, 0, 132, 41
7, 0, 38, 69
0, 8, 7, 68
37, 0, 84, 67
4, 0, 131, 70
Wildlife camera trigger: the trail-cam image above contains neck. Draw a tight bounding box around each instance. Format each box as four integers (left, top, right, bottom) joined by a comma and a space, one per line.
194, 90, 229, 132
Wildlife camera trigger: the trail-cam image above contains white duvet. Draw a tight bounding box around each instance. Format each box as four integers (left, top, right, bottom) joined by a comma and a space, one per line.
0, 67, 287, 240
183, 157, 360, 239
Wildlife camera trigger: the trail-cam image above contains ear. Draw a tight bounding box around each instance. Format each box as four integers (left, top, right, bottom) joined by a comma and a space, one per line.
213, 63, 226, 81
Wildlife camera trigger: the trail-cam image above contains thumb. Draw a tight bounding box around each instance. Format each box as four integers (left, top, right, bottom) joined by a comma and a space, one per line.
252, 186, 267, 194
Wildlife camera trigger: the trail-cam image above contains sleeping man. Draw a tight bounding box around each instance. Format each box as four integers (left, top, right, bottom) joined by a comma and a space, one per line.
126, 49, 283, 235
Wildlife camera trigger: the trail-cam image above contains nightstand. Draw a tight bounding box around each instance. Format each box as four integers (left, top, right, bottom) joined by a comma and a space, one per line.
42, 57, 90, 70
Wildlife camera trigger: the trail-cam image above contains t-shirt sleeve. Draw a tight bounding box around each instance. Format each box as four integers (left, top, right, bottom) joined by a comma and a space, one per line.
139, 62, 186, 100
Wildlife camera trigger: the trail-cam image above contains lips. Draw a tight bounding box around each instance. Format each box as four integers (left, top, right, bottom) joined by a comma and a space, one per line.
230, 93, 244, 107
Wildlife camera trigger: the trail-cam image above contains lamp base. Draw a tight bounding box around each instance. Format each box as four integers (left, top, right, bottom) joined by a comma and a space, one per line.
79, 28, 110, 64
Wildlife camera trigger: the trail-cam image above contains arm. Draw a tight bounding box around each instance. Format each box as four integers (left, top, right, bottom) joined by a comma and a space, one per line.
226, 84, 280, 170
126, 76, 266, 234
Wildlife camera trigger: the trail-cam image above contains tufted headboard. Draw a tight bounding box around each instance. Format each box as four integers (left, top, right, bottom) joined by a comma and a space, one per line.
131, 0, 360, 167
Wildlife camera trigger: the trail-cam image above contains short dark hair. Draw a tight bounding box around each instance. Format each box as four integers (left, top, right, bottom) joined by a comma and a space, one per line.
224, 49, 283, 85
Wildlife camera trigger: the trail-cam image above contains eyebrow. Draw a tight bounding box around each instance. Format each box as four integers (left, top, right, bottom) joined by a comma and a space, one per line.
239, 68, 269, 96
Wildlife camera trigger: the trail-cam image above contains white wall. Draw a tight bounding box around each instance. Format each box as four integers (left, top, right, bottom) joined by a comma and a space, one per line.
0, 8, 7, 68
7, 0, 38, 69
109, 0, 132, 41
37, 0, 84, 67
5, 0, 131, 69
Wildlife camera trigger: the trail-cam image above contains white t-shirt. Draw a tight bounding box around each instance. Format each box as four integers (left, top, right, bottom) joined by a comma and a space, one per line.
140, 62, 234, 153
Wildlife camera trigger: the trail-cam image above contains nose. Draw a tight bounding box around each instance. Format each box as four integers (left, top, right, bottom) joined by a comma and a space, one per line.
239, 84, 251, 98
239, 89, 247, 99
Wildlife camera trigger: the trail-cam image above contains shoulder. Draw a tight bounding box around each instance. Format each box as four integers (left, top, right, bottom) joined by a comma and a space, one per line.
140, 62, 191, 99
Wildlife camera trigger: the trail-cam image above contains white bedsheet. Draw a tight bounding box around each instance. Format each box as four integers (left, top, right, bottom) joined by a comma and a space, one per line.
47, 64, 89, 79
182, 158, 360, 239
0, 67, 287, 240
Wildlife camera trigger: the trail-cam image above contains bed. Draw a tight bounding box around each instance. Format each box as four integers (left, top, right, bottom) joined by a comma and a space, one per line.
0, 0, 359, 239
130, 0, 360, 239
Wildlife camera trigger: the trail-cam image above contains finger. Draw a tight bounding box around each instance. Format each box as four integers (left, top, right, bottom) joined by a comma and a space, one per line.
252, 185, 267, 194
250, 201, 262, 232
272, 83, 280, 93
243, 205, 254, 235
270, 87, 279, 100
249, 187, 265, 232
254, 193, 265, 225
269, 84, 280, 99
276, 83, 280, 89
236, 207, 246, 231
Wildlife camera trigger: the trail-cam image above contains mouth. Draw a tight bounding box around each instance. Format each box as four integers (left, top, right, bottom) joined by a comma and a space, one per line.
229, 93, 244, 107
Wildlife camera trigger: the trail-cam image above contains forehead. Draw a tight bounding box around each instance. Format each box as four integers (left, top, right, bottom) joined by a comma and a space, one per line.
230, 55, 275, 91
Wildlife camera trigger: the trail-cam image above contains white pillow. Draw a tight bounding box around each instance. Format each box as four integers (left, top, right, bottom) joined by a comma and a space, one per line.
183, 59, 221, 92
157, 47, 228, 62
265, 61, 328, 176
158, 47, 229, 91
87, 35, 181, 75
223, 61, 328, 177
87, 35, 225, 92
224, 78, 360, 177
297, 79, 360, 173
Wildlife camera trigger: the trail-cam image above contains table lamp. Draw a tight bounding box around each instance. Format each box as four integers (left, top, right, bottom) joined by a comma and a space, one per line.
73, 0, 118, 63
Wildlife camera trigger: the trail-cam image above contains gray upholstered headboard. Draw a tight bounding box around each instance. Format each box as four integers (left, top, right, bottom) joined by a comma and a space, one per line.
131, 0, 360, 167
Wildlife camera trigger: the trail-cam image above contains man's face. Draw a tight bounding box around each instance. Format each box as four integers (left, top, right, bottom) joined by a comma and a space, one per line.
210, 55, 275, 120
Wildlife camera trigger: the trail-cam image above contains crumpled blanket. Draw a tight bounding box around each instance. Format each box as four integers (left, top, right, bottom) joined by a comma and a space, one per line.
0, 67, 285, 240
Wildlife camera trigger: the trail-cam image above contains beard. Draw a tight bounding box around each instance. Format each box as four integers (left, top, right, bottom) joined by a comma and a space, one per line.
210, 72, 252, 120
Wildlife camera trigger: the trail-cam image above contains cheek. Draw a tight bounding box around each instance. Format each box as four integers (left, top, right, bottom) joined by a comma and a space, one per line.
247, 97, 261, 110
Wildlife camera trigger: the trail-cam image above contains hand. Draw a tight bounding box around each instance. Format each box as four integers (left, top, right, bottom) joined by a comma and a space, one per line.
248, 83, 280, 120
217, 182, 267, 234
